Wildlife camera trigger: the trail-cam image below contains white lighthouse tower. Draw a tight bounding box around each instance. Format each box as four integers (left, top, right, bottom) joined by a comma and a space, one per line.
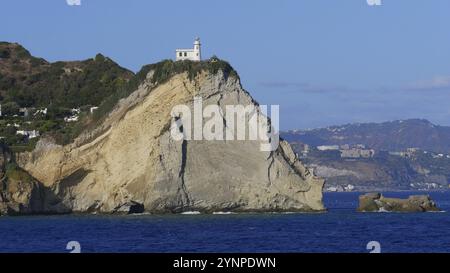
193, 37, 201, 61
176, 37, 201, 61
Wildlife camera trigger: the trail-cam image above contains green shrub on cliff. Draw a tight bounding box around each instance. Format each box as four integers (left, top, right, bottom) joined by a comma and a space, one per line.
143, 57, 238, 84
92, 57, 238, 124
5, 162, 32, 183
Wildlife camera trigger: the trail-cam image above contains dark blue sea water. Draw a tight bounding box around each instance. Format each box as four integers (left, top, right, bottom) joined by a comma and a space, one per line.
1, 191, 450, 253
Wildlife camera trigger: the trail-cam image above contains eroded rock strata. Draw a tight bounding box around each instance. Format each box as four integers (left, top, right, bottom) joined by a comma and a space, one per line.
1, 64, 325, 214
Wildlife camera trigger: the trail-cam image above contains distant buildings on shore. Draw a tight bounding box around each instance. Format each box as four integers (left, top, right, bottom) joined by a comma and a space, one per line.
313, 143, 450, 160
325, 184, 355, 192
316, 144, 375, 158
389, 147, 450, 159
317, 145, 340, 151
388, 148, 419, 158
341, 147, 375, 158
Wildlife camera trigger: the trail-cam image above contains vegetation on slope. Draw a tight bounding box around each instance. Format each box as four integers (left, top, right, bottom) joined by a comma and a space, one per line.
91, 57, 238, 124
0, 42, 238, 148
0, 43, 134, 108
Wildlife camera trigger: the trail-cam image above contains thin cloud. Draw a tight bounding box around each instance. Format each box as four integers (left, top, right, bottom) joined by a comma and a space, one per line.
259, 81, 308, 88
66, 0, 81, 6
261, 76, 450, 95
259, 81, 353, 94
406, 75, 450, 91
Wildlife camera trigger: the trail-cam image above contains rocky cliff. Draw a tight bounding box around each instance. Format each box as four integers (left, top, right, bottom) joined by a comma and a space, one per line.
0, 144, 68, 215
6, 61, 324, 214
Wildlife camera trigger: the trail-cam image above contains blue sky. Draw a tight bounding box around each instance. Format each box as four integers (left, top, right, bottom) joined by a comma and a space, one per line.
2, 0, 450, 129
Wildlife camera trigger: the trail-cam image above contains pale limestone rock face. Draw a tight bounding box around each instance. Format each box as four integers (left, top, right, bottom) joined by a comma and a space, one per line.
16, 70, 325, 213
0, 144, 69, 215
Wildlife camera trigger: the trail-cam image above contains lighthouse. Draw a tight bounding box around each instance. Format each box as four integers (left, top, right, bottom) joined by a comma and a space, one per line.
175, 37, 201, 61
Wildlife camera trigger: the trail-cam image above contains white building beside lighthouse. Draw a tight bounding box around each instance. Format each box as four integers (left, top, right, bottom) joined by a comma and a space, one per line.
175, 38, 201, 61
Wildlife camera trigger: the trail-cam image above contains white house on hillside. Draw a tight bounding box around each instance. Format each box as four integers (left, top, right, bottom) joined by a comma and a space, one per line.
16, 130, 40, 139
176, 38, 201, 61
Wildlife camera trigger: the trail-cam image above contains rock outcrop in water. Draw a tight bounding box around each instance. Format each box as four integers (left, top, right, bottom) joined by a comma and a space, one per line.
357, 192, 440, 212
5, 60, 325, 214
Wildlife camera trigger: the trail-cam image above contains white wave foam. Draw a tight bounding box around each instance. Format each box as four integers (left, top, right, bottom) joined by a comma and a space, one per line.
181, 211, 201, 215
128, 212, 152, 216
212, 211, 235, 215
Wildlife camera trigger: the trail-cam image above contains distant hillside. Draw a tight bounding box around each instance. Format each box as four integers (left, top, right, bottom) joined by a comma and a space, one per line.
282, 119, 450, 191
282, 119, 450, 154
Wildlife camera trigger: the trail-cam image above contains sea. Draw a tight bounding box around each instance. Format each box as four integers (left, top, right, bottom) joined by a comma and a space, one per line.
1, 191, 450, 253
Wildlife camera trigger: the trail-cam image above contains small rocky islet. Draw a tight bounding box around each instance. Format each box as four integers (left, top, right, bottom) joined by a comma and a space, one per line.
357, 192, 441, 212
